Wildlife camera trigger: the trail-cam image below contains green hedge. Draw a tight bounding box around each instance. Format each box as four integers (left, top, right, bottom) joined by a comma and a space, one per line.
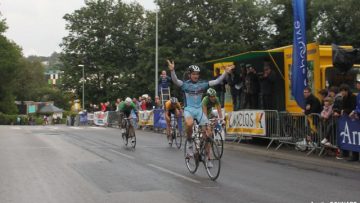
0, 113, 63, 125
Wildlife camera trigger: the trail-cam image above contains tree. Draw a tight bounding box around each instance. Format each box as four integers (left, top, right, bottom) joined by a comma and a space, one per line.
312, 0, 360, 47
0, 15, 22, 114
60, 0, 147, 106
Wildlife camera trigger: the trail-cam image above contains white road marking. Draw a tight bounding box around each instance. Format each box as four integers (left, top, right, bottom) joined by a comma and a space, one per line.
69, 127, 82, 130
89, 126, 105, 130
109, 149, 135, 159
10, 127, 22, 130
147, 164, 200, 184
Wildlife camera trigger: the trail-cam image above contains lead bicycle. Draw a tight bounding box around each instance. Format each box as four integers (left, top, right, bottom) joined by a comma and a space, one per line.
121, 117, 136, 149
184, 119, 221, 181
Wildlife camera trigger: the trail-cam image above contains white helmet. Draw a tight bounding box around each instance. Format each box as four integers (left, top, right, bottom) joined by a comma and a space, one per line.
188, 65, 200, 73
125, 97, 132, 104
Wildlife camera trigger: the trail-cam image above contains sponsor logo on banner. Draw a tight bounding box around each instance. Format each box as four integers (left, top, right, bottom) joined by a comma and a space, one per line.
94, 111, 108, 126
338, 116, 360, 152
227, 110, 266, 136
139, 110, 154, 126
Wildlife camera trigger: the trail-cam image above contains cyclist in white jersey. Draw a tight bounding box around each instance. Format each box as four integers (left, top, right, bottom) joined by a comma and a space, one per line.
167, 60, 234, 158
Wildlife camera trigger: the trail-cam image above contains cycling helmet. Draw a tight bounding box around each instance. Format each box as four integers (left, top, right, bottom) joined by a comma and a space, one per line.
207, 88, 217, 97
170, 97, 178, 104
125, 97, 132, 104
188, 65, 200, 73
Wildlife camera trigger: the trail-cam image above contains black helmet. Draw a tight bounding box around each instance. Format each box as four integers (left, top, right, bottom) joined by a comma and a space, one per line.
188, 65, 200, 73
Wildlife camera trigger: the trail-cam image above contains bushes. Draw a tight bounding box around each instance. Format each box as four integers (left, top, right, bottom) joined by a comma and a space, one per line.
0, 113, 18, 125
0, 113, 42, 125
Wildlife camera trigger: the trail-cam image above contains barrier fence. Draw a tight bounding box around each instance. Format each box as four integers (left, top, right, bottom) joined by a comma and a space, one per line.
69, 109, 360, 156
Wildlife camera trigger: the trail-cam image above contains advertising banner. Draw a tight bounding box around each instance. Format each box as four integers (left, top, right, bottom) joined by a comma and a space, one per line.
154, 109, 167, 129
94, 111, 107, 126
337, 116, 360, 152
139, 110, 154, 126
153, 109, 183, 131
227, 110, 266, 136
291, 0, 307, 109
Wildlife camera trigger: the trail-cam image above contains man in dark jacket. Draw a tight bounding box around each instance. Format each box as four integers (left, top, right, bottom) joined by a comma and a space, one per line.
303, 87, 321, 115
260, 65, 276, 109
339, 83, 358, 161
227, 67, 241, 111
244, 64, 260, 109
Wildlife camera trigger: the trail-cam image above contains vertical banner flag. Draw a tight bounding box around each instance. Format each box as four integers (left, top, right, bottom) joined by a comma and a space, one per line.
291, 0, 307, 109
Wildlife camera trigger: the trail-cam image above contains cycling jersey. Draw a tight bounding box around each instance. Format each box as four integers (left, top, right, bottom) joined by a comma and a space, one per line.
118, 101, 137, 117
164, 100, 181, 111
181, 80, 209, 108
202, 96, 220, 117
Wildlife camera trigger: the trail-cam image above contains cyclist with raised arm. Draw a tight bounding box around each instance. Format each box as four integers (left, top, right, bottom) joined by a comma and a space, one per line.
167, 60, 234, 167
118, 97, 138, 135
164, 97, 183, 145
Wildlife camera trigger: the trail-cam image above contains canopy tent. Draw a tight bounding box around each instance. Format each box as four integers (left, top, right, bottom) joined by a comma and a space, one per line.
206, 51, 283, 64
38, 104, 64, 114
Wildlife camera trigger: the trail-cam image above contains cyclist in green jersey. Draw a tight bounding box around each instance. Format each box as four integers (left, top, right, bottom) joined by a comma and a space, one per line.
202, 88, 223, 119
118, 97, 138, 130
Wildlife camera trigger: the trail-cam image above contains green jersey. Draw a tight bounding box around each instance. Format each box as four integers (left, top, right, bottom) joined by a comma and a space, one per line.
201, 96, 220, 117
117, 101, 137, 113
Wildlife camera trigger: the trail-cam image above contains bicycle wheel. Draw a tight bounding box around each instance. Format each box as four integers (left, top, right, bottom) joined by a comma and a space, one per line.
205, 139, 221, 181
128, 126, 136, 148
122, 130, 128, 146
213, 130, 224, 159
174, 126, 182, 149
184, 140, 198, 174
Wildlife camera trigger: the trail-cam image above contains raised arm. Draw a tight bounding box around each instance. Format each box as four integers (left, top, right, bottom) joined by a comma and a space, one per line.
209, 65, 235, 87
167, 60, 183, 87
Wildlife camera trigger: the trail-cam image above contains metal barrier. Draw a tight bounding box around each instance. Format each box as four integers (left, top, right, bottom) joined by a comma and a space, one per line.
318, 116, 339, 156
74, 108, 344, 158
106, 111, 120, 127
276, 112, 326, 155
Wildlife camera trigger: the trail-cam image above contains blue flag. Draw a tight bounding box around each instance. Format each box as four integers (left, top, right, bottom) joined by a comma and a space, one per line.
291, 0, 307, 109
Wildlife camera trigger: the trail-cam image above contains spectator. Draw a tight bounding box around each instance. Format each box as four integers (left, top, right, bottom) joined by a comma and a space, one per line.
100, 102, 106, 112
145, 96, 154, 110
105, 101, 112, 111
320, 97, 334, 146
260, 64, 276, 110
244, 64, 260, 109
350, 79, 360, 119
158, 70, 172, 100
318, 89, 328, 110
303, 87, 322, 115
320, 97, 334, 120
227, 66, 241, 111
338, 83, 358, 161
339, 84, 356, 115
115, 98, 122, 110
213, 68, 226, 107
154, 96, 162, 109
140, 95, 148, 110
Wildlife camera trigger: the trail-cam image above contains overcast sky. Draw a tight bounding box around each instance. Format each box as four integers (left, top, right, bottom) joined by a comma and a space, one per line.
0, 0, 156, 57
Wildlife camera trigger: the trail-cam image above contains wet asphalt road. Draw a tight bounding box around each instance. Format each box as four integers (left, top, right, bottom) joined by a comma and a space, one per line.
0, 125, 359, 203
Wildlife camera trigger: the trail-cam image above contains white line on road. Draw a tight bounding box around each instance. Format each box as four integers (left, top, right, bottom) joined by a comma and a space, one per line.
69, 127, 82, 130
109, 149, 135, 159
147, 164, 200, 184
10, 127, 22, 130
89, 126, 105, 130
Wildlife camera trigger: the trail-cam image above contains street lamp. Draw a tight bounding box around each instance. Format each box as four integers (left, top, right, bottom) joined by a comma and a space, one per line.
78, 64, 85, 111
155, 0, 159, 97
